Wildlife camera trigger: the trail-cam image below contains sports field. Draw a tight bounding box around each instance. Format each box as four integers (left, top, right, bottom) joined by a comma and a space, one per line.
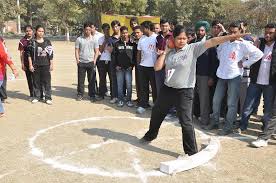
0, 39, 275, 183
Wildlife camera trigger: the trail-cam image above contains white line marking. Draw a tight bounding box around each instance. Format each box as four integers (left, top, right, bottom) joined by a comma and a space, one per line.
88, 140, 115, 149
28, 116, 222, 182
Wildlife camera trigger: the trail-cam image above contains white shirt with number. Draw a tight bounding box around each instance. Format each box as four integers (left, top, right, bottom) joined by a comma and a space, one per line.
216, 39, 263, 79
257, 42, 275, 85
137, 34, 158, 67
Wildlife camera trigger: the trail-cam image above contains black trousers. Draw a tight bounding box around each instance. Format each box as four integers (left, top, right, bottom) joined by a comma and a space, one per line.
77, 62, 96, 97
134, 64, 141, 102
258, 84, 276, 140
137, 65, 157, 108
0, 72, 7, 100
97, 60, 112, 97
24, 63, 35, 97
33, 65, 51, 100
143, 85, 198, 156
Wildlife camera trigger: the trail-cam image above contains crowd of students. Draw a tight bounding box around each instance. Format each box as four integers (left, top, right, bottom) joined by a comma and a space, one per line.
0, 17, 275, 154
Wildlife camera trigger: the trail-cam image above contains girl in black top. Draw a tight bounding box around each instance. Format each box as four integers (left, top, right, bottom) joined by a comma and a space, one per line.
27, 25, 54, 105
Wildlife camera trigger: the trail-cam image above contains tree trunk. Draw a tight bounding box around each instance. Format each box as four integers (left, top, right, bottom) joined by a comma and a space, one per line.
65, 26, 70, 41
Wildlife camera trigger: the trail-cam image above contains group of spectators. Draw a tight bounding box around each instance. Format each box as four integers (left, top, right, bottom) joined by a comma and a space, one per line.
1, 17, 275, 155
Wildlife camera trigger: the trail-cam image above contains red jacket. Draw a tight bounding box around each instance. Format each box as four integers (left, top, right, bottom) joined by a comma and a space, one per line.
0, 40, 13, 80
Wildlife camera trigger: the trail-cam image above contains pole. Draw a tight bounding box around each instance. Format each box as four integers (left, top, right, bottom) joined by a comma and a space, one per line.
17, 0, 21, 34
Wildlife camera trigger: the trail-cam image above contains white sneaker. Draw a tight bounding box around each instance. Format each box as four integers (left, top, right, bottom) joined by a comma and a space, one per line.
109, 98, 118, 104
105, 91, 111, 97
251, 139, 268, 148
136, 107, 146, 114
45, 100, 53, 105
31, 99, 39, 103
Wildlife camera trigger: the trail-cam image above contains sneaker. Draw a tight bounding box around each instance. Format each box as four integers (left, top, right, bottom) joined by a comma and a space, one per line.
31, 98, 39, 103
110, 98, 118, 104
233, 128, 242, 134
90, 97, 96, 103
203, 123, 219, 130
251, 139, 268, 148
117, 100, 124, 107
139, 137, 152, 144
165, 114, 173, 120
105, 92, 111, 97
76, 95, 83, 101
45, 100, 53, 105
218, 129, 233, 136
136, 107, 146, 114
126, 101, 134, 107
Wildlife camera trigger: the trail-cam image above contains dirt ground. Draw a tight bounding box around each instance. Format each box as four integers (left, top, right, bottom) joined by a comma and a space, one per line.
0, 39, 275, 183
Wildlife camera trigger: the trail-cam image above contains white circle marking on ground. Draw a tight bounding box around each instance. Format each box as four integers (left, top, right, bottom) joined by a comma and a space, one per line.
28, 116, 220, 183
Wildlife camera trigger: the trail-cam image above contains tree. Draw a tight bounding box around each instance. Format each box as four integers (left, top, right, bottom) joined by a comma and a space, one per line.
43, 0, 84, 41
0, 0, 18, 33
145, 0, 157, 15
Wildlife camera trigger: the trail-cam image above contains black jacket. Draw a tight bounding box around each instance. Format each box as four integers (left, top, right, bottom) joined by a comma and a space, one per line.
26, 38, 53, 66
249, 38, 276, 85
114, 38, 135, 69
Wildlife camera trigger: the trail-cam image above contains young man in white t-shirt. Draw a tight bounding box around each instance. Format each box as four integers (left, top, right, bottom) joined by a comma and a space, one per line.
207, 22, 263, 135
238, 24, 276, 146
136, 21, 158, 114
97, 23, 113, 99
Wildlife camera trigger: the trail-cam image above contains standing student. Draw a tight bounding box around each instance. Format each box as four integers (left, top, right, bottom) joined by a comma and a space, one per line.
192, 21, 212, 127
207, 22, 263, 135
97, 23, 112, 100
238, 23, 276, 133
114, 26, 135, 107
0, 40, 18, 117
75, 22, 99, 102
153, 23, 161, 34
91, 24, 104, 95
130, 17, 139, 41
155, 19, 173, 96
133, 26, 143, 103
19, 25, 35, 99
27, 25, 54, 105
140, 25, 254, 156
109, 20, 121, 104
136, 21, 158, 114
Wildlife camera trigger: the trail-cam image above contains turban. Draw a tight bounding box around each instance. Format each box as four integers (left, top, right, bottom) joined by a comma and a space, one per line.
195, 21, 210, 32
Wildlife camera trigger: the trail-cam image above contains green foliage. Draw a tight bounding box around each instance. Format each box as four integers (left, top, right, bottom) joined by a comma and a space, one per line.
0, 0, 18, 30
2, 0, 275, 35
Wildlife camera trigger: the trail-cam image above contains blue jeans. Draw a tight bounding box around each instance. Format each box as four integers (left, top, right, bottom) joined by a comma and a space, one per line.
116, 68, 132, 101
0, 80, 3, 113
212, 76, 241, 131
240, 83, 273, 130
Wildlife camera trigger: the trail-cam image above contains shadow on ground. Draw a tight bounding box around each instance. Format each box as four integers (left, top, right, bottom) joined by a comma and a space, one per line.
82, 128, 179, 158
